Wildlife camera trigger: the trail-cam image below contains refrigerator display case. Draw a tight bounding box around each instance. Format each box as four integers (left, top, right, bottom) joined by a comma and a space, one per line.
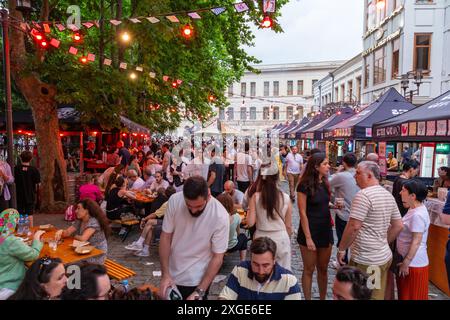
434, 143, 450, 177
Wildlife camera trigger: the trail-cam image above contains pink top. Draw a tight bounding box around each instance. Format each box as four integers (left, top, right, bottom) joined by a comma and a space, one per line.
79, 184, 103, 202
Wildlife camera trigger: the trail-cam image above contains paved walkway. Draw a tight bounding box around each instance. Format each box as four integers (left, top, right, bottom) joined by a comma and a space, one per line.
34, 180, 449, 300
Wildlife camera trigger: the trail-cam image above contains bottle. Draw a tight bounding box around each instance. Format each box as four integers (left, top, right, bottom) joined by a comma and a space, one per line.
121, 280, 129, 293
23, 215, 30, 235
17, 215, 24, 236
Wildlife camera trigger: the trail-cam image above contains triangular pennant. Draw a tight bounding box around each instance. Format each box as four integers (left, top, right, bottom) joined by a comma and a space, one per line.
146, 17, 160, 24
82, 22, 94, 29
50, 38, 61, 48
149, 72, 156, 78
43, 23, 51, 33
103, 58, 112, 66
94, 20, 100, 28
68, 46, 78, 55
163, 76, 169, 82
176, 79, 183, 85
234, 2, 249, 13
166, 15, 179, 23
67, 24, 79, 31
32, 22, 42, 29
110, 19, 122, 26
211, 7, 226, 15
129, 18, 141, 23
119, 62, 127, 69
187, 12, 202, 19
136, 66, 143, 72
55, 24, 66, 31
87, 53, 96, 62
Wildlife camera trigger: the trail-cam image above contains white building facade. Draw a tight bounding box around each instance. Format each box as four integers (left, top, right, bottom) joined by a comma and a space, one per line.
362, 0, 450, 105
218, 61, 344, 133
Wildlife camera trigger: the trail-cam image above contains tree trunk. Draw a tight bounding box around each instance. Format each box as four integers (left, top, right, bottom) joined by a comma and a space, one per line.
9, 2, 69, 212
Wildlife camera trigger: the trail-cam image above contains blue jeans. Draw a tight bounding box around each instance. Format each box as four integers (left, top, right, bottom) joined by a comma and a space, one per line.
335, 215, 348, 263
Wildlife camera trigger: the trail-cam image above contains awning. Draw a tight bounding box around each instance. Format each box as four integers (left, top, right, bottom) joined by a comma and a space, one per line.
373, 89, 450, 141
301, 107, 354, 140
283, 117, 311, 139
324, 88, 415, 140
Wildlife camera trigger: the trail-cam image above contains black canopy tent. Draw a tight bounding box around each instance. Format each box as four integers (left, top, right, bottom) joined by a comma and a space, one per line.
300, 107, 354, 141
278, 120, 298, 135
373, 89, 450, 142
283, 117, 310, 139
294, 113, 327, 139
324, 88, 415, 140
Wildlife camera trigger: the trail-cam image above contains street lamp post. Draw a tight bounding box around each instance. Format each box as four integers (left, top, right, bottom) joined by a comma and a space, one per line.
400, 69, 424, 103
0, 8, 17, 208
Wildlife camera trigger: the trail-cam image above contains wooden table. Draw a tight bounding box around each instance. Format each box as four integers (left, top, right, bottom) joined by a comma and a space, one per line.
24, 227, 104, 266
86, 160, 110, 173
133, 191, 156, 204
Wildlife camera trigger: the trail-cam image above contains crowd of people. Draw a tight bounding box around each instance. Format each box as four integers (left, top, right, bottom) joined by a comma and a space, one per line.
0, 136, 449, 301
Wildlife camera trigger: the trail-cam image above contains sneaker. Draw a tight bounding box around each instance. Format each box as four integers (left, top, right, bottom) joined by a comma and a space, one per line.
134, 250, 150, 257
118, 227, 127, 236
125, 242, 143, 251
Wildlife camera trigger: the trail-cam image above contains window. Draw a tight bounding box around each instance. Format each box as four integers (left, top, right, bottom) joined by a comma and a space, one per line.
297, 80, 304, 95
219, 108, 225, 120
227, 107, 234, 120
273, 81, 279, 96
240, 107, 247, 120
287, 81, 293, 96
334, 87, 339, 102
264, 81, 270, 96
377, 0, 386, 24
392, 38, 400, 79
263, 107, 270, 120
414, 33, 431, 71
374, 46, 386, 84
241, 82, 246, 97
272, 107, 279, 120
250, 82, 256, 97
356, 77, 361, 102
296, 106, 303, 119
348, 81, 353, 102
340, 84, 345, 102
287, 106, 293, 120
250, 107, 256, 120
312, 80, 318, 94
366, 0, 376, 31
228, 84, 233, 97
364, 56, 370, 88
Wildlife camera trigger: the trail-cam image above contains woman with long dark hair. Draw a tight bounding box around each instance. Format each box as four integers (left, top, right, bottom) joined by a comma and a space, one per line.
104, 164, 125, 198
246, 165, 293, 270
8, 257, 67, 300
297, 152, 333, 300
56, 199, 111, 264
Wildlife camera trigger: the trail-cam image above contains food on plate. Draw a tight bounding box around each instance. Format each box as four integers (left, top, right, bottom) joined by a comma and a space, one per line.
39, 224, 53, 230
75, 245, 95, 254
72, 240, 90, 248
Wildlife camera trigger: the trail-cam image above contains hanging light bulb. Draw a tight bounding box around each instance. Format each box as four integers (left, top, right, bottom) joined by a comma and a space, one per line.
129, 72, 137, 80
72, 32, 83, 43
79, 56, 88, 64
261, 16, 273, 28
120, 31, 131, 42
376, 0, 385, 10
181, 24, 194, 39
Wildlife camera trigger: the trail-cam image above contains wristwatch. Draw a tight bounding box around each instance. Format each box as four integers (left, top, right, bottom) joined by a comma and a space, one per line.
194, 287, 206, 298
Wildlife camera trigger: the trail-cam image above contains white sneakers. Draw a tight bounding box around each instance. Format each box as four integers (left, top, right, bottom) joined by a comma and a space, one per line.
125, 241, 143, 251
134, 250, 150, 257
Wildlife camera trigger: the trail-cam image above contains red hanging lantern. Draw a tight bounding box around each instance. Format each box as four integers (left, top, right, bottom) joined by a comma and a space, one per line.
181, 24, 194, 39
261, 16, 273, 28
79, 56, 88, 64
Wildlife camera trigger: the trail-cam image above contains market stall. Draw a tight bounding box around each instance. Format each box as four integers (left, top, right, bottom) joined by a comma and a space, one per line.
324, 88, 415, 159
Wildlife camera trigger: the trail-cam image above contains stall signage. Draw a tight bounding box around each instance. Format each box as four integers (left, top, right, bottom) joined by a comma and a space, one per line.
380, 125, 401, 137
436, 120, 447, 136
436, 143, 450, 153
426, 121, 436, 136
362, 29, 402, 57
365, 128, 372, 138
401, 123, 408, 137
378, 142, 387, 177
448, 120, 450, 136
417, 122, 426, 136
409, 122, 417, 136
302, 132, 314, 140
376, 127, 386, 138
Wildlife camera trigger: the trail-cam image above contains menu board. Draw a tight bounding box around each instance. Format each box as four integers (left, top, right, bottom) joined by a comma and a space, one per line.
426, 121, 436, 136
401, 123, 408, 136
420, 145, 435, 178
417, 122, 426, 136
409, 122, 417, 136
378, 142, 387, 177
436, 120, 447, 136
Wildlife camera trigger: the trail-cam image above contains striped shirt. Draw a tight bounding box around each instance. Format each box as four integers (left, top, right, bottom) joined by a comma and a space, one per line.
219, 261, 302, 300
349, 185, 401, 266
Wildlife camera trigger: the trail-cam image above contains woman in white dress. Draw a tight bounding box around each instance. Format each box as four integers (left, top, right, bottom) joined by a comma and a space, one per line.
246, 163, 293, 271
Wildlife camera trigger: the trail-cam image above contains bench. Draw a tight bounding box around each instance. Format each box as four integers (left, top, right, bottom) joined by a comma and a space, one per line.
104, 258, 136, 281
112, 219, 140, 242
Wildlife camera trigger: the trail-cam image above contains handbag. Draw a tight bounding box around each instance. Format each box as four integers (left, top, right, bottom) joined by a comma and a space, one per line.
389, 250, 404, 276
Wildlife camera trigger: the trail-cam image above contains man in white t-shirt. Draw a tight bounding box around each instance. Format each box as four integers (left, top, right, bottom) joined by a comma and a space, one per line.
234, 143, 253, 193
159, 176, 229, 300
149, 171, 169, 192
337, 161, 403, 300
283, 146, 303, 202
223, 180, 244, 210
127, 169, 145, 190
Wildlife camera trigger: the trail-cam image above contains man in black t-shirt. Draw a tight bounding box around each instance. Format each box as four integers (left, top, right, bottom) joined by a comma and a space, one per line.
117, 140, 131, 167
14, 151, 41, 227
207, 148, 225, 197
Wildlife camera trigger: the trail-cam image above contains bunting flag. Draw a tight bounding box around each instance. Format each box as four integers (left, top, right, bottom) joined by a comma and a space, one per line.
211, 7, 226, 15
162, 76, 169, 82
176, 79, 183, 85
103, 58, 112, 66
166, 15, 179, 23
32, 22, 42, 29
136, 66, 143, 72
109, 19, 122, 26
119, 62, 127, 69
68, 46, 78, 55
234, 3, 249, 13
263, 0, 276, 13
149, 72, 156, 78
55, 24, 66, 31
188, 12, 202, 19
146, 17, 160, 23
82, 22, 94, 29
94, 20, 100, 28
50, 38, 61, 48
67, 24, 79, 31
43, 23, 51, 33
87, 53, 96, 62
129, 18, 142, 23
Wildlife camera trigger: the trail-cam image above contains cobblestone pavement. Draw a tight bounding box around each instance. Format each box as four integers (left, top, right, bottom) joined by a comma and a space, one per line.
34, 180, 449, 300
